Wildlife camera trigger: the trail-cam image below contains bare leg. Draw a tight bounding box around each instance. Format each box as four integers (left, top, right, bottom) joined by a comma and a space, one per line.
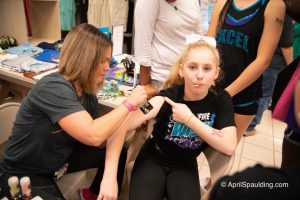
234, 113, 255, 143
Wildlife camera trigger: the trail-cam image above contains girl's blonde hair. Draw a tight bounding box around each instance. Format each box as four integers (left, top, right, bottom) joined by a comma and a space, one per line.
162, 40, 221, 89
58, 23, 113, 94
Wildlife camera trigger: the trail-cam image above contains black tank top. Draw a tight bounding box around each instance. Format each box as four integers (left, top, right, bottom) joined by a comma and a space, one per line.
217, 0, 269, 104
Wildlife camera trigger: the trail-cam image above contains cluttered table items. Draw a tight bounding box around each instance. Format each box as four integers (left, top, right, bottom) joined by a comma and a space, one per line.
0, 43, 60, 102
96, 53, 140, 108
0, 42, 140, 108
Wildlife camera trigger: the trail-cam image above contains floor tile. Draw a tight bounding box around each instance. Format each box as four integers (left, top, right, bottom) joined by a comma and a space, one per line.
260, 110, 273, 126
202, 154, 209, 165
244, 133, 273, 150
238, 157, 258, 171
199, 165, 210, 187
273, 119, 287, 129
273, 126, 285, 139
235, 138, 244, 155
262, 109, 272, 118
274, 137, 283, 152
197, 153, 205, 164
229, 155, 240, 175
256, 123, 273, 136
242, 143, 274, 166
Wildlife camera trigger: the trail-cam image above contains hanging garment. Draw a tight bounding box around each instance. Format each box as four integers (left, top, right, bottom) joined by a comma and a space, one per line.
60, 0, 76, 31
87, 0, 129, 32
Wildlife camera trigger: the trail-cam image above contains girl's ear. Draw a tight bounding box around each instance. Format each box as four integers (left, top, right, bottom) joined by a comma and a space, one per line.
214, 66, 220, 80
179, 64, 184, 78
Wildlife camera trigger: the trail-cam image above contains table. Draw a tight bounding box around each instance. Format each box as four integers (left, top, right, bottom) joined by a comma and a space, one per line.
0, 66, 129, 110
0, 67, 36, 103
0, 53, 139, 103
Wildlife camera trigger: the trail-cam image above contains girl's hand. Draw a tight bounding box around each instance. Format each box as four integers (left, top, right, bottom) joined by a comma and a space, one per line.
164, 97, 194, 125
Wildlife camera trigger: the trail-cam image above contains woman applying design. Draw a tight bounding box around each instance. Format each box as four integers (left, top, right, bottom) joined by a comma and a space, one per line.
0, 23, 147, 200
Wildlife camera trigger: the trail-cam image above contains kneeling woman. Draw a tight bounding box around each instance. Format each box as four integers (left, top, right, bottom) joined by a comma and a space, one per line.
0, 23, 147, 200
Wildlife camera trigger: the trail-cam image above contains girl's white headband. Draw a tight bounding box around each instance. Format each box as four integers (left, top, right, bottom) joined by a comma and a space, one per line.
186, 34, 217, 47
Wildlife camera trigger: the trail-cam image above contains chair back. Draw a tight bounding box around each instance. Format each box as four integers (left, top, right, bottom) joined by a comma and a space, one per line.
203, 146, 235, 183
0, 102, 20, 158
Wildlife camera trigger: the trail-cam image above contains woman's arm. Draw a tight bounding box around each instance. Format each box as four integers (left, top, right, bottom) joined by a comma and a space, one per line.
165, 97, 237, 156
116, 96, 165, 134
134, 0, 157, 84
58, 86, 147, 147
134, 1, 159, 98
225, 0, 285, 96
97, 96, 165, 198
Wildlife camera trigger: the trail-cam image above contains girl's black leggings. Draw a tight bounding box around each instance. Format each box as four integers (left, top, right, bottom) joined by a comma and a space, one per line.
129, 139, 200, 200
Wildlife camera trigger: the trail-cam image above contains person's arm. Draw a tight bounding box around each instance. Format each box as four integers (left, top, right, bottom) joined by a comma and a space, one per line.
134, 0, 159, 98
58, 86, 147, 147
295, 78, 300, 127
165, 98, 237, 156
97, 96, 165, 199
207, 0, 227, 37
139, 65, 152, 86
140, 65, 159, 98
225, 0, 285, 96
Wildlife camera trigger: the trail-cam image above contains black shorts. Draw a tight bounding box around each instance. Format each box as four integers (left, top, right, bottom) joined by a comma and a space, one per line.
233, 100, 258, 115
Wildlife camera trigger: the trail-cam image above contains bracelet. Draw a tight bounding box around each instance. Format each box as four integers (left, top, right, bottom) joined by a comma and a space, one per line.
185, 114, 194, 126
122, 100, 137, 112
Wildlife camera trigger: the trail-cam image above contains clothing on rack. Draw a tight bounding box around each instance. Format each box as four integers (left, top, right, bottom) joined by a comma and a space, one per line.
60, 0, 76, 31
87, 0, 129, 32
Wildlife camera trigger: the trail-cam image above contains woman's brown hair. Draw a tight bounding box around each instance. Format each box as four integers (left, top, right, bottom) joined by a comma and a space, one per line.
217, 0, 232, 32
58, 23, 113, 94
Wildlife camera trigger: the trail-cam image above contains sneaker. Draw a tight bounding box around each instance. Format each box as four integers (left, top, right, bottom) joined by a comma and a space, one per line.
79, 188, 98, 200
244, 129, 257, 137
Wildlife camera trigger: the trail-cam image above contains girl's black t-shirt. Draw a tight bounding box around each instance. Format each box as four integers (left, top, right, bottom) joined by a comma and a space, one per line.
152, 85, 235, 162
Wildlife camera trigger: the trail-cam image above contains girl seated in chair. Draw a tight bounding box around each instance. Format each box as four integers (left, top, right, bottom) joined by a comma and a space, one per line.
111, 39, 238, 200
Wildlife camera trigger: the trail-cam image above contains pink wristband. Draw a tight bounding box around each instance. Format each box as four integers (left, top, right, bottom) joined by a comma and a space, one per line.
122, 100, 137, 112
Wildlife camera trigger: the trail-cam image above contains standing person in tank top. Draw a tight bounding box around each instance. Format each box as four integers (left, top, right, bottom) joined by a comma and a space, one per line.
207, 0, 285, 142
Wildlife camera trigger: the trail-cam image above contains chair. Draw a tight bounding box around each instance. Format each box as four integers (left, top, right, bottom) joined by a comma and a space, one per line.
123, 120, 235, 199
202, 146, 235, 184
0, 101, 20, 159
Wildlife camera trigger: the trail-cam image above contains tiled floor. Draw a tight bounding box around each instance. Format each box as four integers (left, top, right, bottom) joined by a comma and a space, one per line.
197, 109, 287, 185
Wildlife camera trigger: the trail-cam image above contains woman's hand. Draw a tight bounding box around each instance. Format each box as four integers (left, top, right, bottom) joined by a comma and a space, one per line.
126, 85, 148, 108
164, 97, 194, 125
145, 84, 159, 99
